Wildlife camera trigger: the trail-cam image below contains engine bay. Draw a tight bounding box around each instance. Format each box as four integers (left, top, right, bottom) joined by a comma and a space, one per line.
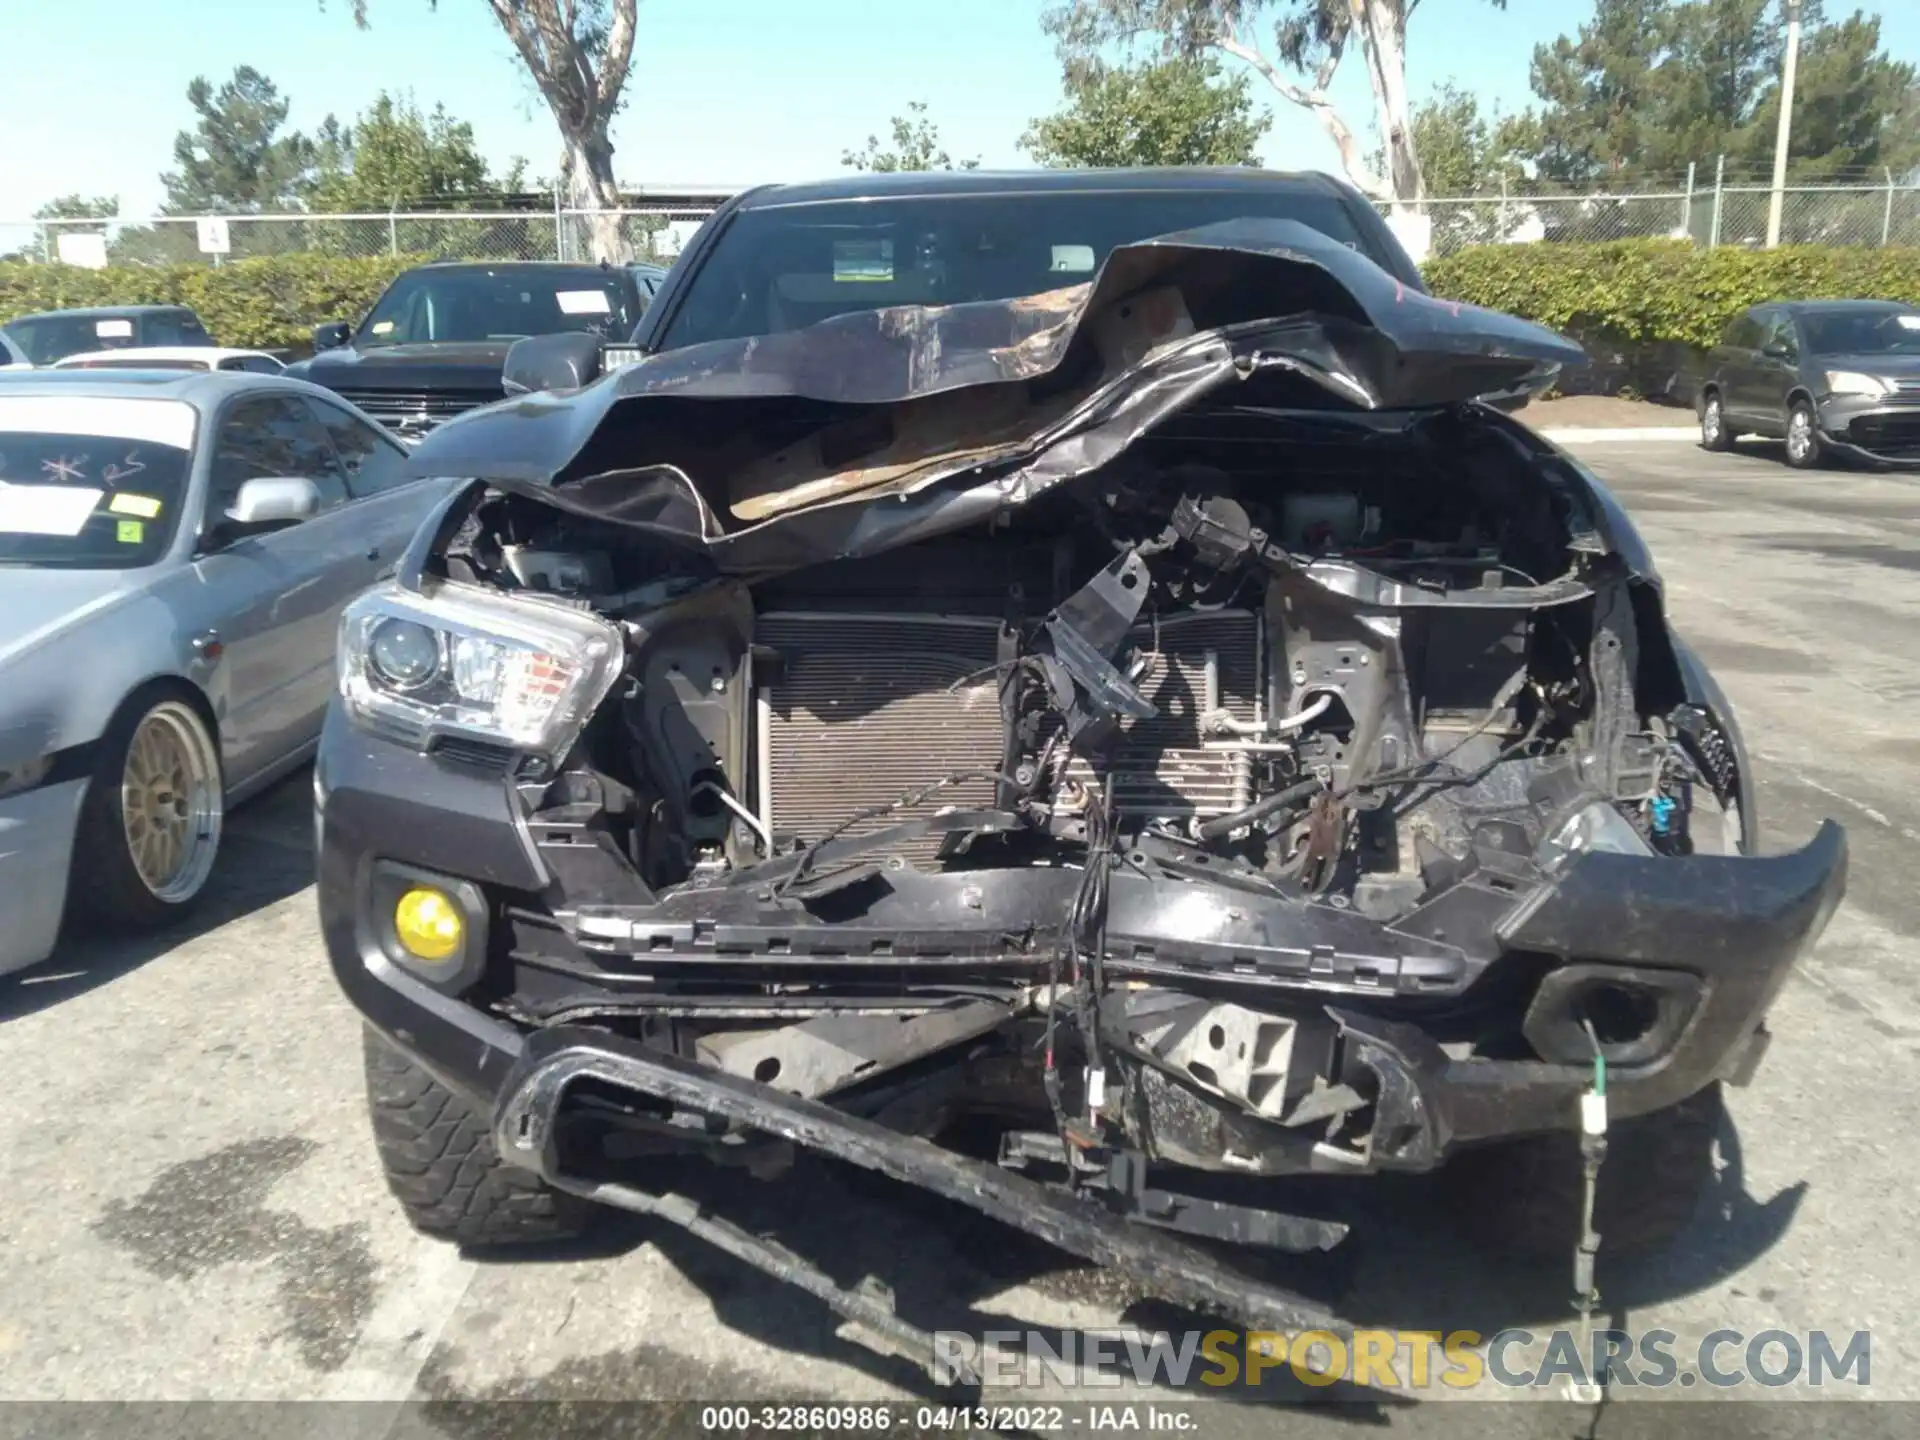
443, 404, 1715, 924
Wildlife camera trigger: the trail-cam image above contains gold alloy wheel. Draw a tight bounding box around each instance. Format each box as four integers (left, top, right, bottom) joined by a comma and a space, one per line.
119, 700, 222, 903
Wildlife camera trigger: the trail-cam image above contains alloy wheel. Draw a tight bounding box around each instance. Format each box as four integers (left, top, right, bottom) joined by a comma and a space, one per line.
1787, 409, 1811, 461
120, 701, 222, 903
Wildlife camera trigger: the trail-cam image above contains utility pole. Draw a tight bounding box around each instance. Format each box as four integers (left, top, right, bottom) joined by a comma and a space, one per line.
1765, 0, 1804, 248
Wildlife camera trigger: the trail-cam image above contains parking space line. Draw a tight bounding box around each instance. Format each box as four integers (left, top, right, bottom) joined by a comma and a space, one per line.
1538, 426, 1700, 443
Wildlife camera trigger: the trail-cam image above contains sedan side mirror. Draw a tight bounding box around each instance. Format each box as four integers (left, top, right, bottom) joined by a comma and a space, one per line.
312, 320, 353, 351
228, 476, 322, 529
503, 331, 604, 396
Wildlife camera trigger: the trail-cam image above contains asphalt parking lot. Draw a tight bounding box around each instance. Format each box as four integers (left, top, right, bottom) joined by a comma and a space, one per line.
2, 437, 1917, 1431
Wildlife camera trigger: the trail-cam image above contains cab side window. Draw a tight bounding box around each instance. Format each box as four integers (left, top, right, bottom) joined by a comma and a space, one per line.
307, 398, 413, 497
1762, 313, 1800, 359
205, 395, 351, 527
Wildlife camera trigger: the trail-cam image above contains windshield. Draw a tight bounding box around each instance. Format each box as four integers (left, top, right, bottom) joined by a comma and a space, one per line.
661, 188, 1394, 350
356, 267, 638, 347
1801, 309, 1920, 358
0, 404, 194, 570
7, 315, 138, 366
3, 312, 207, 365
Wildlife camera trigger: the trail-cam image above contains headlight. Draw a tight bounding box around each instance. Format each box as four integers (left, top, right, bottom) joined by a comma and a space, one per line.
338, 581, 624, 759
1536, 799, 1653, 871
1823, 370, 1891, 398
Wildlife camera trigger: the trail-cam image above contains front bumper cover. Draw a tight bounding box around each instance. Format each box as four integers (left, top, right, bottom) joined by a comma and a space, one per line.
319, 703, 1845, 1383
320, 705, 1847, 1156
0, 776, 88, 978
1817, 396, 1920, 466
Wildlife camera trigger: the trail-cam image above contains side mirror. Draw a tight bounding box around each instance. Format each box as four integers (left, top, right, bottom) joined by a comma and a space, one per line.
312, 320, 353, 351
503, 331, 604, 396
1478, 389, 1530, 413
1761, 341, 1795, 361
227, 476, 322, 530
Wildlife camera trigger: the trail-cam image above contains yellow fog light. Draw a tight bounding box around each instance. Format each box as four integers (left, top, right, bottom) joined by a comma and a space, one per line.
393, 887, 464, 962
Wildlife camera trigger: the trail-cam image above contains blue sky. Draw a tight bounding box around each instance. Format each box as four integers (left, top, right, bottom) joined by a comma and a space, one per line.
3, 0, 1915, 218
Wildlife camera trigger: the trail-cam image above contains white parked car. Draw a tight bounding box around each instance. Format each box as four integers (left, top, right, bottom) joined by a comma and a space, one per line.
52, 346, 286, 375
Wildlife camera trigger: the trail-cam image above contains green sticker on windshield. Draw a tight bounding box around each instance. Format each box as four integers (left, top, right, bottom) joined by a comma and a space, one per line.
116, 518, 145, 544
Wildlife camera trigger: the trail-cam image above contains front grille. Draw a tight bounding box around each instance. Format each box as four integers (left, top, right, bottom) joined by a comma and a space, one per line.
757, 614, 1004, 866
1846, 412, 1920, 460
429, 735, 517, 775
332, 387, 503, 435
755, 608, 1262, 867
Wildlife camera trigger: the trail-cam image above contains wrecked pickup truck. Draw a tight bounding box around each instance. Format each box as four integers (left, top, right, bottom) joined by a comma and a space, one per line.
316, 169, 1847, 1367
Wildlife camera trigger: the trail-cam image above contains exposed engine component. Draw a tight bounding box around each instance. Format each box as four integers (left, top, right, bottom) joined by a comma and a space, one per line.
755, 613, 1004, 866
538, 439, 1604, 905
1060, 611, 1261, 821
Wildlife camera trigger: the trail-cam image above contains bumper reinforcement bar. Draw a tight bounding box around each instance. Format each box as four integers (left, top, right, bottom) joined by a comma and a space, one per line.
492, 1027, 1358, 1382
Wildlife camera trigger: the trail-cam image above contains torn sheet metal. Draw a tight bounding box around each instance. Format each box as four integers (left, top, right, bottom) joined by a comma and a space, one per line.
409, 218, 1585, 576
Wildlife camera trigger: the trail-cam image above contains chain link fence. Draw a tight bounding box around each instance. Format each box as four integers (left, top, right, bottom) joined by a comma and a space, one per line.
1411, 178, 1920, 257
0, 205, 723, 268
5, 178, 1916, 270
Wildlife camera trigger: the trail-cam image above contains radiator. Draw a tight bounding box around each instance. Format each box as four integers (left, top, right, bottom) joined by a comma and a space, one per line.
755, 609, 1261, 866
757, 614, 1005, 866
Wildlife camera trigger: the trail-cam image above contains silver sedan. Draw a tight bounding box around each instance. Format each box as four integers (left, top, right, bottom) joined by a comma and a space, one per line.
0, 369, 454, 974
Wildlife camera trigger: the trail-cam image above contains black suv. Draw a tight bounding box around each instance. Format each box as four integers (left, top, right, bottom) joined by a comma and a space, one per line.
287, 260, 647, 443
315, 169, 1845, 1359
1697, 299, 1920, 468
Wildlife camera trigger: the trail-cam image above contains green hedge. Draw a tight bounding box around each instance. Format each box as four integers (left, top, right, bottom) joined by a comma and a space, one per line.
7, 240, 1919, 366
1425, 239, 1920, 352
0, 254, 425, 353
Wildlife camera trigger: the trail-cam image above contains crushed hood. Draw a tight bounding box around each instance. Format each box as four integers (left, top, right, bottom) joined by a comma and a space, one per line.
408, 219, 1584, 575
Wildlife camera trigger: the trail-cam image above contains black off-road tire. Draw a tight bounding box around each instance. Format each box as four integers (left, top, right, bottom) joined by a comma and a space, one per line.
363, 1028, 593, 1247
1439, 1082, 1722, 1260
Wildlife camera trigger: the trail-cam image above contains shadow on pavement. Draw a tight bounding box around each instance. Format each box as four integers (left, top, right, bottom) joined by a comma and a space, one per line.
451, 1099, 1802, 1414
0, 766, 315, 1023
